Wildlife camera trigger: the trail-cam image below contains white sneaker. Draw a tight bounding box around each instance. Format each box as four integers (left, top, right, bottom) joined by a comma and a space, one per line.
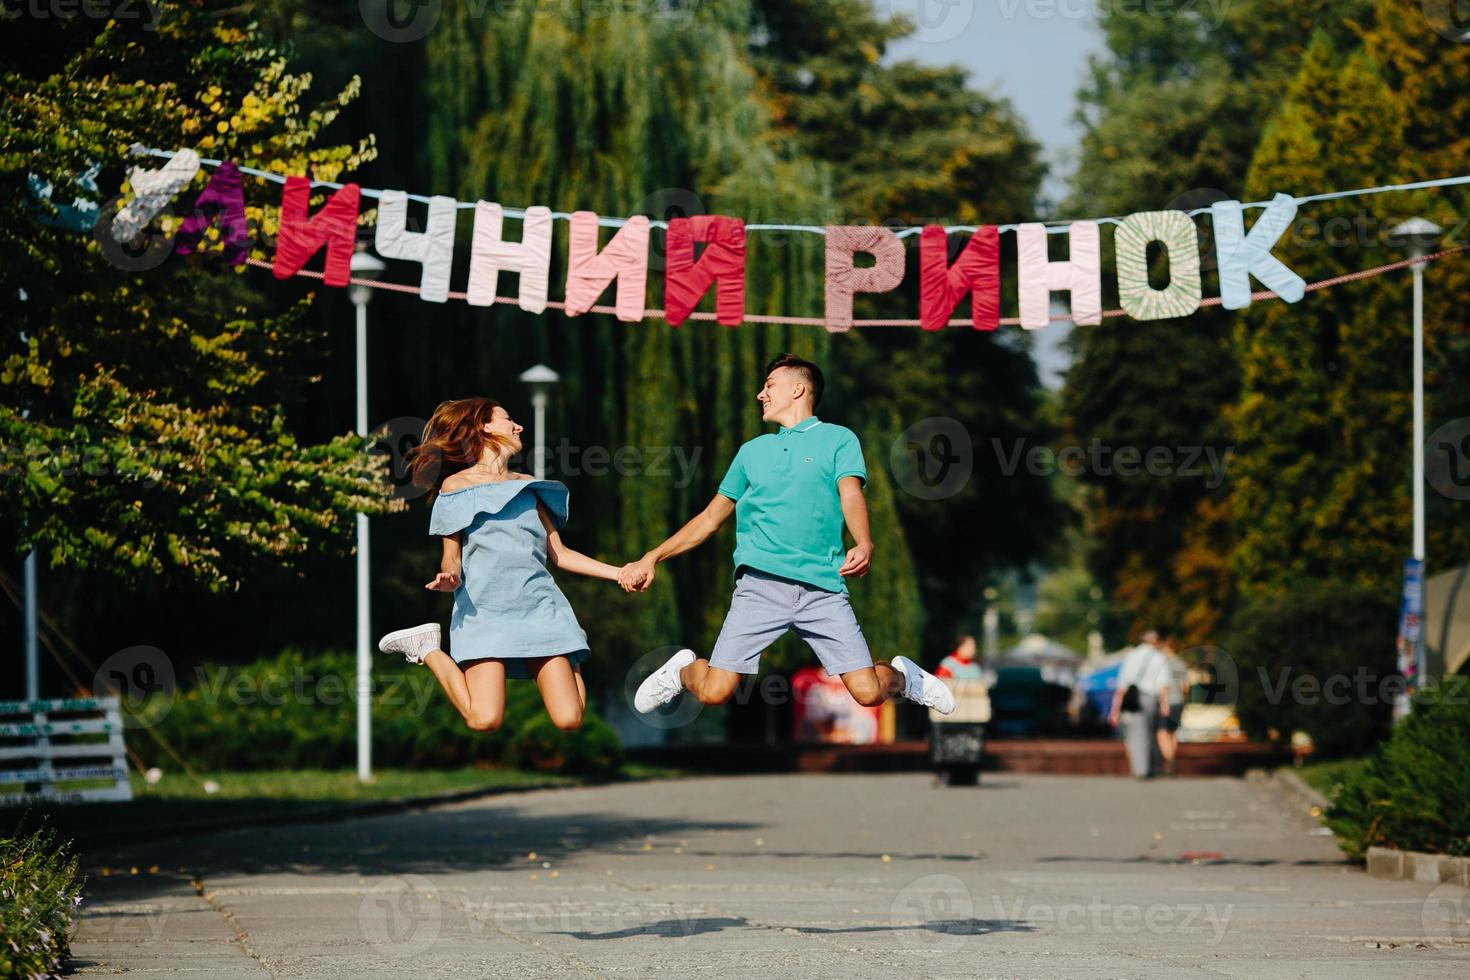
634, 649, 696, 713
892, 656, 956, 714
378, 623, 440, 665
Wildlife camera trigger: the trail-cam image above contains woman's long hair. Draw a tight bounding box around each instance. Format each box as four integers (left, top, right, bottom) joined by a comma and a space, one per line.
409, 397, 511, 499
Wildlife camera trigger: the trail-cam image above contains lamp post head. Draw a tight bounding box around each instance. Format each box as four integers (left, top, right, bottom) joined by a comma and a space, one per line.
1391, 217, 1443, 262
519, 365, 561, 404
349, 249, 386, 307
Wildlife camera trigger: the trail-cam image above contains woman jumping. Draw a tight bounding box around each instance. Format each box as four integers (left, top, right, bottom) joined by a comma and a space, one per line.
376, 397, 623, 732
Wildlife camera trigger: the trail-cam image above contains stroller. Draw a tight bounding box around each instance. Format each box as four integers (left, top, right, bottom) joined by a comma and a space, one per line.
929, 678, 991, 786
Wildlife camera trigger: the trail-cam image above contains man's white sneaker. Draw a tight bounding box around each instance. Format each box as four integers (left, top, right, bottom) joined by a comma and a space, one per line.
377, 623, 440, 665
892, 655, 956, 714
634, 649, 697, 713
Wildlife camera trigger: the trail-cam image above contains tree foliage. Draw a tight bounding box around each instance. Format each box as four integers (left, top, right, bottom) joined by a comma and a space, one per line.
0, 2, 394, 590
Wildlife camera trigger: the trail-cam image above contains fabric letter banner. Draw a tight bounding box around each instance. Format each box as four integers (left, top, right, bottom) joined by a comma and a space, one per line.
467, 202, 553, 312
1017, 221, 1102, 330
1113, 210, 1202, 321
825, 226, 906, 333
1211, 193, 1305, 310
919, 225, 1000, 331
566, 211, 650, 321
666, 215, 747, 327
376, 191, 458, 304
112, 148, 201, 244
172, 160, 249, 265
272, 176, 361, 288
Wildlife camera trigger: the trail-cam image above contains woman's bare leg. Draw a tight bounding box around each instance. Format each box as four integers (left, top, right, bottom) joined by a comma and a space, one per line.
424, 651, 506, 731
529, 656, 584, 730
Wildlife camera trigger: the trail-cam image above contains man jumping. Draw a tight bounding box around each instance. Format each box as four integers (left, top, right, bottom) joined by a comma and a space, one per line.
620, 353, 954, 716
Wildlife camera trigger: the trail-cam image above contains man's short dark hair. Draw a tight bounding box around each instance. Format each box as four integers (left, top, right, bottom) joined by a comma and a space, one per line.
765, 353, 825, 409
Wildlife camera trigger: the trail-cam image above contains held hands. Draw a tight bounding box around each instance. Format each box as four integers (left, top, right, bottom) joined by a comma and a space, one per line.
425, 569, 461, 592
617, 556, 657, 593
839, 542, 873, 579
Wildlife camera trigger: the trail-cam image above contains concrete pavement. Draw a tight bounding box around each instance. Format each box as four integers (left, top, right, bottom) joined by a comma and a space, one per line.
71, 773, 1470, 978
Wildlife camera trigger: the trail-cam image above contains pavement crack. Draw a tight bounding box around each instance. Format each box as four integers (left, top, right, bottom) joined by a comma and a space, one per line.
191, 873, 278, 979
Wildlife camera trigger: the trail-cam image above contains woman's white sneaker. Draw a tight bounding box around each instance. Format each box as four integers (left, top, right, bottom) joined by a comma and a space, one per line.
378, 624, 440, 665
892, 656, 956, 714
634, 649, 697, 713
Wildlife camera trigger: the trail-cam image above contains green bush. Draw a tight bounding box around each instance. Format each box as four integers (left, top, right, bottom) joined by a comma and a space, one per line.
1223, 582, 1398, 757
1324, 679, 1470, 860
0, 822, 83, 980
134, 649, 622, 777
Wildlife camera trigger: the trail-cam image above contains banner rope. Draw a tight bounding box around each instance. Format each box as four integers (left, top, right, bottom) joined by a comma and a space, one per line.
243, 244, 1469, 329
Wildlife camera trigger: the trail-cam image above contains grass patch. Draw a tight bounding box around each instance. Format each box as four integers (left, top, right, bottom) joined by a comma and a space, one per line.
1294, 757, 1368, 798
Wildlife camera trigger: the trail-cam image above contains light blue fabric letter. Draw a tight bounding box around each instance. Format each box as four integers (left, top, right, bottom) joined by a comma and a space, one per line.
1211, 193, 1306, 310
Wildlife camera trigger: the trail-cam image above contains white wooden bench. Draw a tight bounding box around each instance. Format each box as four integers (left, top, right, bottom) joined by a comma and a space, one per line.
0, 697, 132, 804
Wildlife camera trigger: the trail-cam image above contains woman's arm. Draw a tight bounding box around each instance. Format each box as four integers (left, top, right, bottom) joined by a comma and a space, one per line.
425, 534, 462, 591
537, 503, 621, 581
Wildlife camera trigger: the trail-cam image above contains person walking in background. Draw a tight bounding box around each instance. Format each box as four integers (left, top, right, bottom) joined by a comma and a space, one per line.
1156, 635, 1190, 775
1108, 629, 1171, 779
935, 634, 986, 683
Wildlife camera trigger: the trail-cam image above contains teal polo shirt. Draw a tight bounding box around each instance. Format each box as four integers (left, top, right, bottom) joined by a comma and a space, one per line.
716, 417, 867, 593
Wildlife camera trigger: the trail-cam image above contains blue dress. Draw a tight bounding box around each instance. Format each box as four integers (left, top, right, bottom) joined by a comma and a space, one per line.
428, 479, 590, 677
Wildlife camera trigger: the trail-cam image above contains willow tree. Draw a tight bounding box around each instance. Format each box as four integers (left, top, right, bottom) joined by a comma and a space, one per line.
416, 0, 920, 677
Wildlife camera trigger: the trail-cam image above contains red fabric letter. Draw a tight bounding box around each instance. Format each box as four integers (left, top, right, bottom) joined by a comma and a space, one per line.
273, 176, 361, 288
919, 225, 1000, 332
665, 216, 746, 328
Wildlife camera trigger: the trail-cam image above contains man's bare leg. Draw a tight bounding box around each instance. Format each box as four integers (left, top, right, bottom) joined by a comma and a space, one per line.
839, 664, 906, 707
679, 659, 742, 706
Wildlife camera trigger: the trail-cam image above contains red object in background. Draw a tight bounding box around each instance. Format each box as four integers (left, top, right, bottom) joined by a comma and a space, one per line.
665, 215, 746, 327
273, 176, 361, 287
791, 667, 880, 745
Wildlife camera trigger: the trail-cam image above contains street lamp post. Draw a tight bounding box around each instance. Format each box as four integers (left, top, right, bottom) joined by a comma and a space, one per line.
349, 248, 385, 782
518, 365, 560, 480
1391, 217, 1442, 720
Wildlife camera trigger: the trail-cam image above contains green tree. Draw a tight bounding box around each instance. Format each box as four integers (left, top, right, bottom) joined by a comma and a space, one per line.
0, 3, 392, 590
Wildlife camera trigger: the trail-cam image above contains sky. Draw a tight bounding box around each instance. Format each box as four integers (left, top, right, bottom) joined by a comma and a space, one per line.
880, 0, 1107, 387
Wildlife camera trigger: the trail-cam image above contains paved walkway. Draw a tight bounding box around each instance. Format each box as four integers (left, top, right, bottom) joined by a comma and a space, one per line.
72, 773, 1469, 978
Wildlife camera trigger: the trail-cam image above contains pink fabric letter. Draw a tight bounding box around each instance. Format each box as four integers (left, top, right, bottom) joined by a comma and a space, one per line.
467, 202, 553, 312
824, 226, 905, 333
1017, 221, 1102, 330
565, 212, 650, 322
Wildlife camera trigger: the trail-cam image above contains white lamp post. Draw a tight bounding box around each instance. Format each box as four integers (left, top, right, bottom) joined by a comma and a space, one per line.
518, 365, 560, 480
1391, 217, 1441, 720
349, 247, 385, 782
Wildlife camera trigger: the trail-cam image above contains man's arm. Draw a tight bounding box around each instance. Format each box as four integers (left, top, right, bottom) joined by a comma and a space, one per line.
836, 475, 872, 578
619, 495, 735, 592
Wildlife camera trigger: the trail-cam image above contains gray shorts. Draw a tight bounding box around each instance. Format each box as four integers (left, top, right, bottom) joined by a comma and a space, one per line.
708, 567, 874, 676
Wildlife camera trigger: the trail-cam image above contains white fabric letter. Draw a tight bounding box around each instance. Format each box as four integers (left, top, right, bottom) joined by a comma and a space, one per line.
467, 202, 553, 312
375, 191, 458, 304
